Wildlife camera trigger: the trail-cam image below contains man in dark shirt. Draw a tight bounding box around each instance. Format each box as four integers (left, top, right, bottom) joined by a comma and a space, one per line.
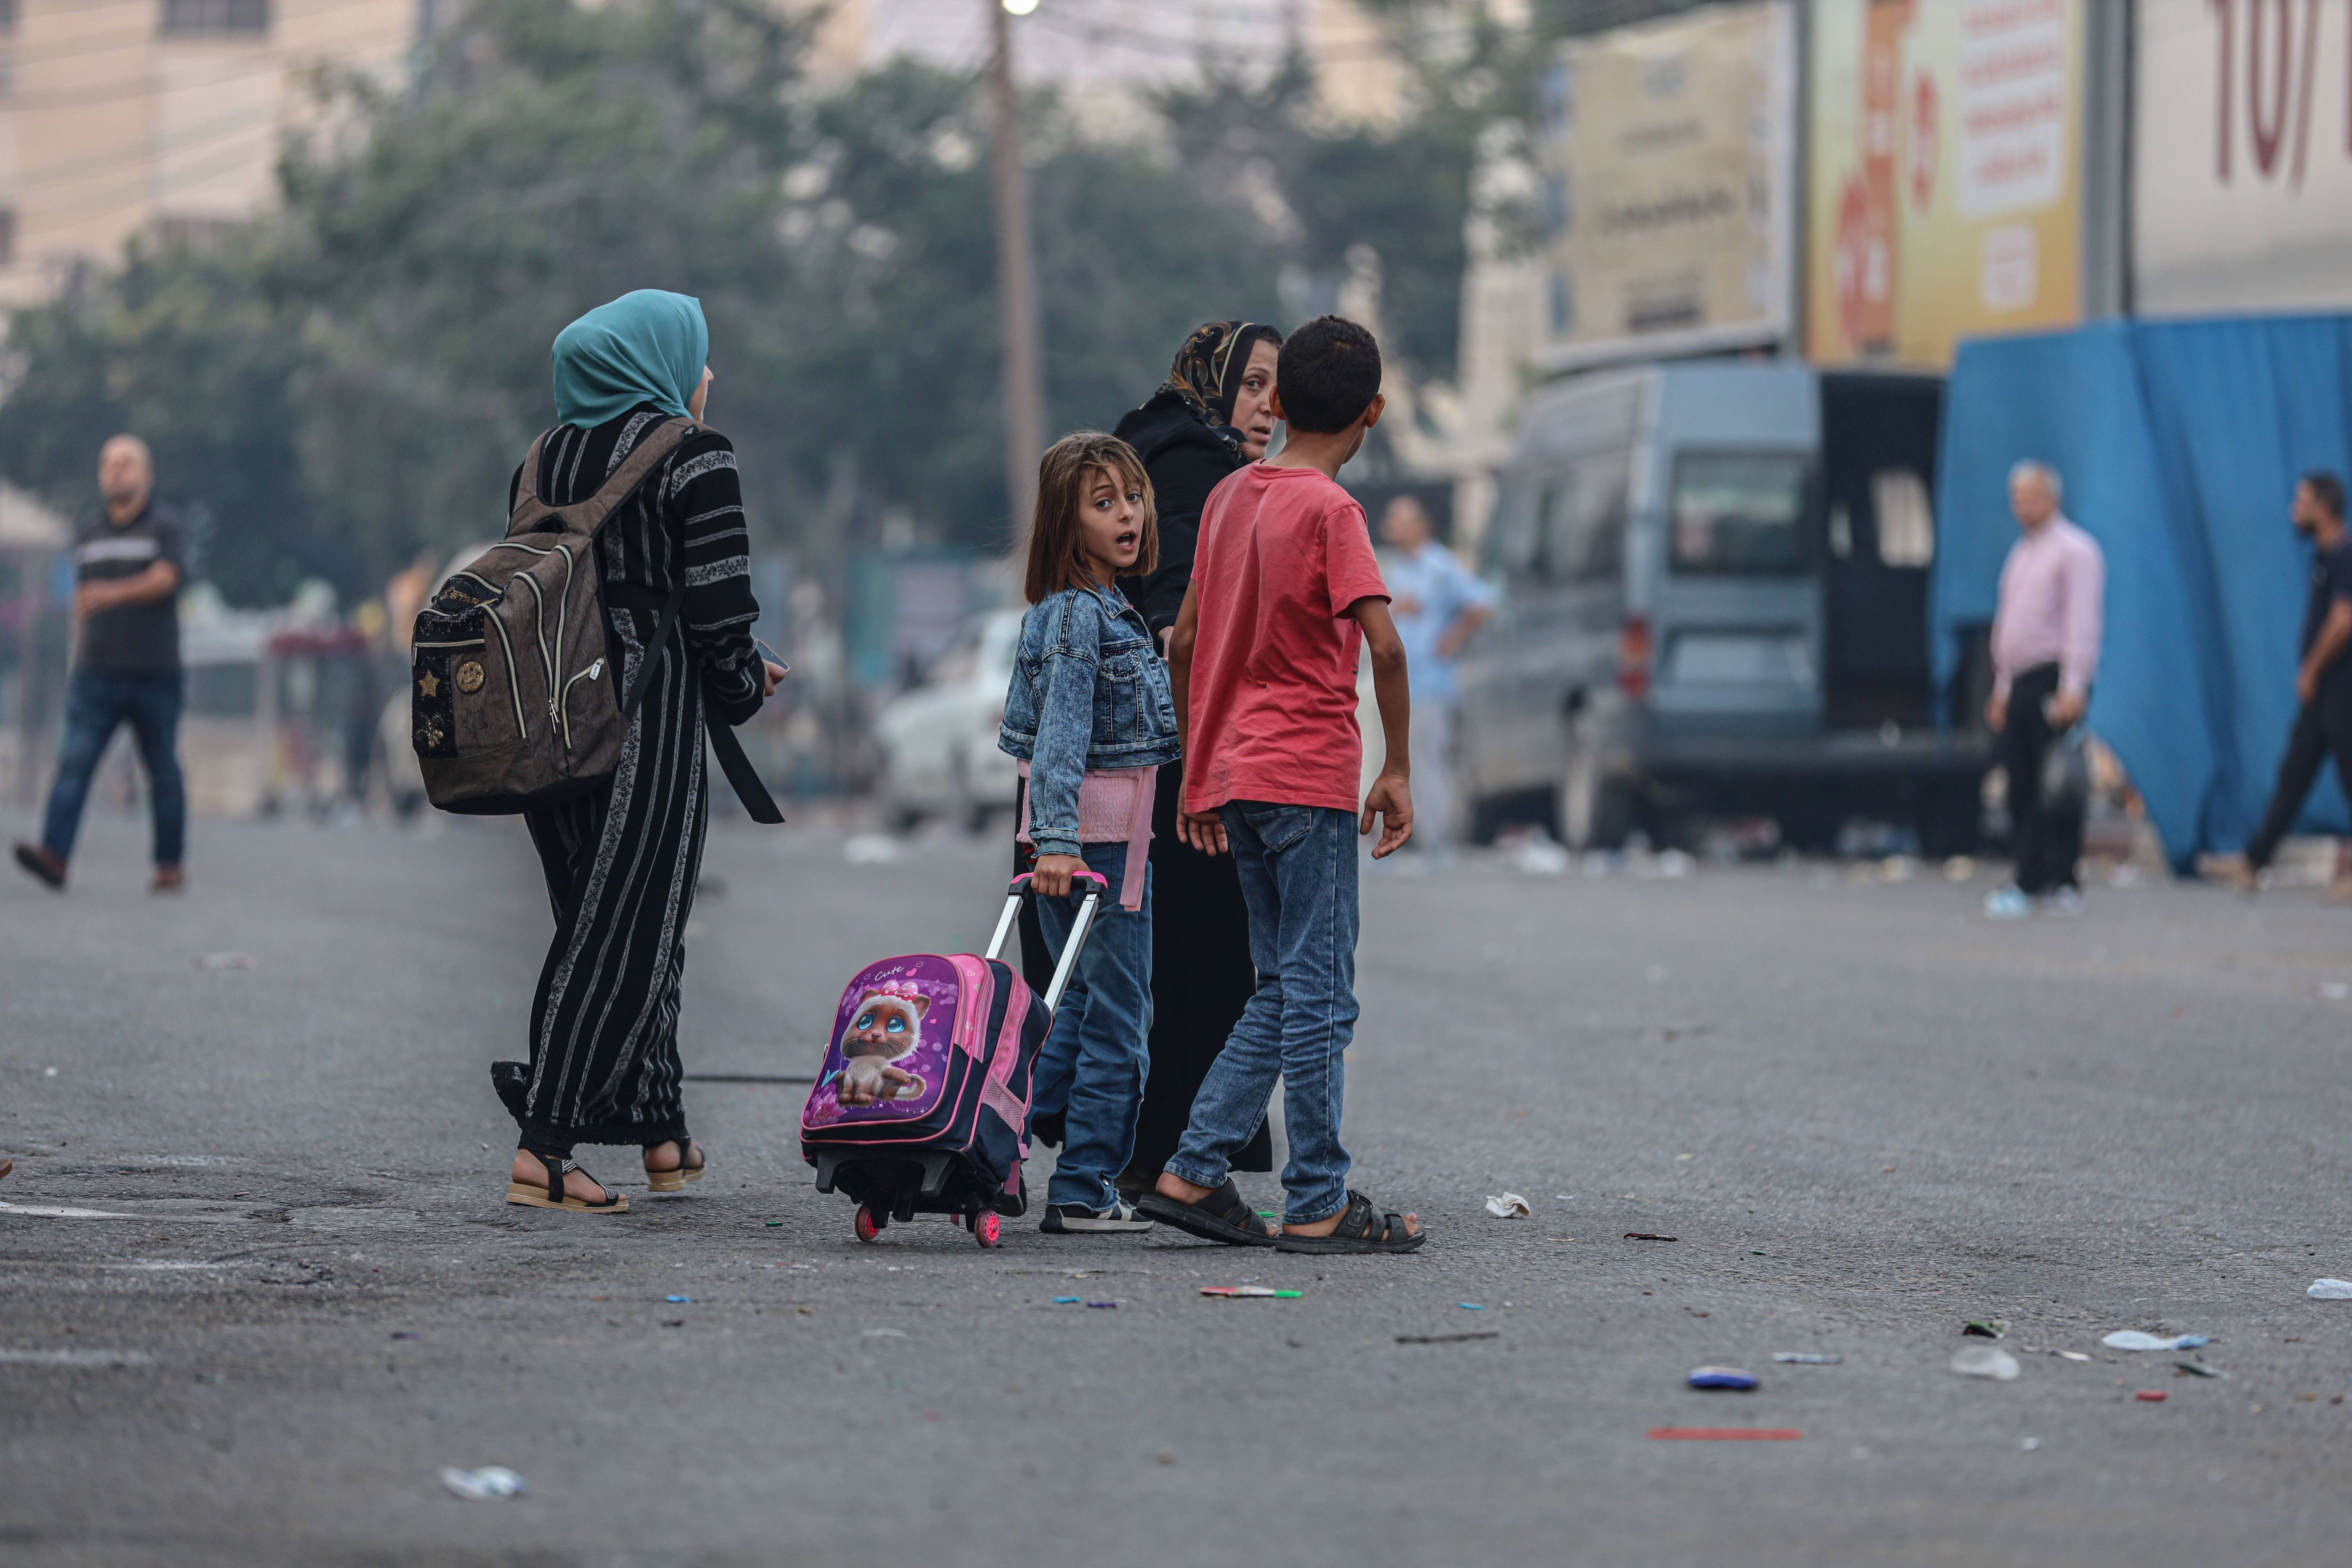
2202, 471, 2352, 896
13, 435, 189, 892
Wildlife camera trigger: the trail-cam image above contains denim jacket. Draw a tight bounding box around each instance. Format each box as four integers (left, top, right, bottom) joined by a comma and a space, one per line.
997, 582, 1181, 855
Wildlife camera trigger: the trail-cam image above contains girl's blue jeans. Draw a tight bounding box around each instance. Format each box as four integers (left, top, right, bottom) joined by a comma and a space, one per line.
1029, 842, 1153, 1212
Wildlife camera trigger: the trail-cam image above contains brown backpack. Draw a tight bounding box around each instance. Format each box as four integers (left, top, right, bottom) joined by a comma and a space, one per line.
410, 418, 780, 821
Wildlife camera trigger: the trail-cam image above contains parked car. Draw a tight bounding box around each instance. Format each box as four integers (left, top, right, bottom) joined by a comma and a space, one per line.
1454, 360, 1989, 853
874, 609, 1024, 833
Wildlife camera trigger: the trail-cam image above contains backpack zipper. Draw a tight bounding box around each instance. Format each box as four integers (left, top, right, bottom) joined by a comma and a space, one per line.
557, 658, 604, 748
508, 572, 556, 721
482, 540, 575, 717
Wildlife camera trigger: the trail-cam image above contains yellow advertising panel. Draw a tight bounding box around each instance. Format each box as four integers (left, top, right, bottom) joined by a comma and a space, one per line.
1539, 2, 1796, 371
1806, 0, 2084, 366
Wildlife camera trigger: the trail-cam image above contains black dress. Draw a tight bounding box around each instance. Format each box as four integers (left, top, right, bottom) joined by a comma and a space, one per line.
498, 406, 765, 1160
1114, 397, 1272, 1180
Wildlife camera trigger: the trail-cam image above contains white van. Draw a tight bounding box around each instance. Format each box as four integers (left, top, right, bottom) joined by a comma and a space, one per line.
1454, 360, 1990, 852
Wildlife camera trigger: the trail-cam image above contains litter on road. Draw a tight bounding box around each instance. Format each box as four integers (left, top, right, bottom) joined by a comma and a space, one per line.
1647, 1427, 1801, 1441
1052, 1297, 1081, 1304
1962, 1320, 2009, 1338
1484, 1193, 1532, 1218
2135, 1390, 2168, 1402
2102, 1331, 2208, 1351
1951, 1347, 2021, 1381
1200, 1286, 1301, 1298
2173, 1360, 2227, 1378
665, 1295, 691, 1304
2057, 1351, 2091, 1361
1086, 1301, 1117, 1309
2306, 1278, 2352, 1300
1396, 1331, 1499, 1345
1687, 1366, 1760, 1391
1771, 1353, 1842, 1364
438, 1467, 525, 1501
1624, 1232, 1679, 1242
1459, 1303, 1486, 1310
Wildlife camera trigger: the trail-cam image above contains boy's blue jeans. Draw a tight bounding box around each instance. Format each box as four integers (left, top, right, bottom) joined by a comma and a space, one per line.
1165, 801, 1359, 1227
41, 670, 187, 868
1030, 842, 1152, 1212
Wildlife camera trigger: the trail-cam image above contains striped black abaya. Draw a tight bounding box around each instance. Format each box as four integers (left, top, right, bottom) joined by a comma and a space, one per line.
503, 405, 764, 1159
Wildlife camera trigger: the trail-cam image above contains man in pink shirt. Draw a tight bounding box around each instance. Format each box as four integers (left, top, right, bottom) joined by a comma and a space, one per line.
1986, 461, 2105, 914
1137, 316, 1424, 1255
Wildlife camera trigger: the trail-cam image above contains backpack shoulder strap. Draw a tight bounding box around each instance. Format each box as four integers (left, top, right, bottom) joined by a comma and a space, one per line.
507, 430, 552, 530
508, 418, 699, 539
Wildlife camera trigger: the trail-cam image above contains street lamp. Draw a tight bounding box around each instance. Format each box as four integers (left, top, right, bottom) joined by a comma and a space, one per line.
987, 0, 1044, 532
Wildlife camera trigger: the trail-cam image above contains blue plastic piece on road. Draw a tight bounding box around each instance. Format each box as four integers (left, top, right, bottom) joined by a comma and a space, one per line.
665, 1295, 691, 1304
1053, 1297, 1081, 1304
2174, 1335, 2209, 1350
1688, 1366, 1761, 1391
1459, 1303, 1486, 1311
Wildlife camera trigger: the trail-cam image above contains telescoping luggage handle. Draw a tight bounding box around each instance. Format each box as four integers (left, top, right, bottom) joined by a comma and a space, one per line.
983, 872, 1107, 1017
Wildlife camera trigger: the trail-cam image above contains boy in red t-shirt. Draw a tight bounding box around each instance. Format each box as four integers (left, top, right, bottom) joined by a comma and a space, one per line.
1136, 316, 1423, 1254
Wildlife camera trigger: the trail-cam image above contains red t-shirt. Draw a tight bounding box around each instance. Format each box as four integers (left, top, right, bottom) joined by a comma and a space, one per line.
1182, 463, 1390, 815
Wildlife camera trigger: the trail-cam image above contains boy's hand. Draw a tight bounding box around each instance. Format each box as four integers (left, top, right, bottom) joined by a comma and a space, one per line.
1180, 810, 1228, 856
1361, 771, 1413, 858
1031, 852, 1086, 899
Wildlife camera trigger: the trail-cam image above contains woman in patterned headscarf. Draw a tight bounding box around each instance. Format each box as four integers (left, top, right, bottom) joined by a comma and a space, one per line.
1018, 320, 1284, 1187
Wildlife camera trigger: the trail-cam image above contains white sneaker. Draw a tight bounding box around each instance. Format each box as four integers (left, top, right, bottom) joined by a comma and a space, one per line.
1984, 886, 2032, 921
1040, 1199, 1154, 1234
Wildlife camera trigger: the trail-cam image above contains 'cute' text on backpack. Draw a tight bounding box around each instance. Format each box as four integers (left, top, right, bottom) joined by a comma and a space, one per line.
409, 420, 693, 814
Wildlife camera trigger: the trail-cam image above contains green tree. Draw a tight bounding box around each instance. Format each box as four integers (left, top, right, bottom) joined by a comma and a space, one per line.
0, 0, 1519, 601
0, 240, 323, 602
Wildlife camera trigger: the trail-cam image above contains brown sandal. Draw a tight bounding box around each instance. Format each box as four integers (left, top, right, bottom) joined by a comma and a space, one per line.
644, 1139, 706, 1194
505, 1151, 628, 1213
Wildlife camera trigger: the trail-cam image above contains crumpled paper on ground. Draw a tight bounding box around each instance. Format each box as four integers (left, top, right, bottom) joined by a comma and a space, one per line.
1484, 1192, 1531, 1218
2102, 1330, 2209, 1351
440, 1467, 525, 1501
2308, 1278, 2352, 1300
1951, 1347, 2021, 1381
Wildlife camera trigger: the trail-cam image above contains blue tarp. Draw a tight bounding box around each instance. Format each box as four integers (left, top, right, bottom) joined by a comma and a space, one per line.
1933, 314, 2352, 867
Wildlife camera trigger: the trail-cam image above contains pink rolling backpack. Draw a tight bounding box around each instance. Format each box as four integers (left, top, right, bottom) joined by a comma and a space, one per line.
801, 871, 1105, 1247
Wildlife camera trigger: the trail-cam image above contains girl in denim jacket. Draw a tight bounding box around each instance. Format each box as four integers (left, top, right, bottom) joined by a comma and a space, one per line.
997, 432, 1183, 1232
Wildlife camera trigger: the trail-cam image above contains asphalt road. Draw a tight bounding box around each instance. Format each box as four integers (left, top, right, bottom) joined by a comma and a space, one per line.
6, 805, 2352, 1568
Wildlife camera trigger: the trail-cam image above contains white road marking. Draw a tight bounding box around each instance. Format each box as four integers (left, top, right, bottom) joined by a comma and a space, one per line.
0, 1349, 157, 1367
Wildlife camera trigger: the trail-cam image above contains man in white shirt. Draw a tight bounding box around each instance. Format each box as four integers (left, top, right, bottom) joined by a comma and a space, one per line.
1379, 496, 1493, 862
1985, 461, 2105, 916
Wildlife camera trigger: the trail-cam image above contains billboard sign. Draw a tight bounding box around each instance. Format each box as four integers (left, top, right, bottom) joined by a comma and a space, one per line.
2134, 0, 2352, 317
1535, 2, 1797, 372
1805, 0, 2086, 366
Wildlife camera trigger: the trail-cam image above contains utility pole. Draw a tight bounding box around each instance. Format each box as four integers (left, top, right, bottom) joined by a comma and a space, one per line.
986, 0, 1045, 536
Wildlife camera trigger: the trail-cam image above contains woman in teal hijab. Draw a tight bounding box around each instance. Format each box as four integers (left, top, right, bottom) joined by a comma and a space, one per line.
551, 288, 713, 429
489, 290, 781, 1215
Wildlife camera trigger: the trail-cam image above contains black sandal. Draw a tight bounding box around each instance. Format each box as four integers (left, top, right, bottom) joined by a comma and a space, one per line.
644, 1139, 706, 1194
1272, 1190, 1422, 1254
505, 1150, 628, 1214
1135, 1177, 1279, 1247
